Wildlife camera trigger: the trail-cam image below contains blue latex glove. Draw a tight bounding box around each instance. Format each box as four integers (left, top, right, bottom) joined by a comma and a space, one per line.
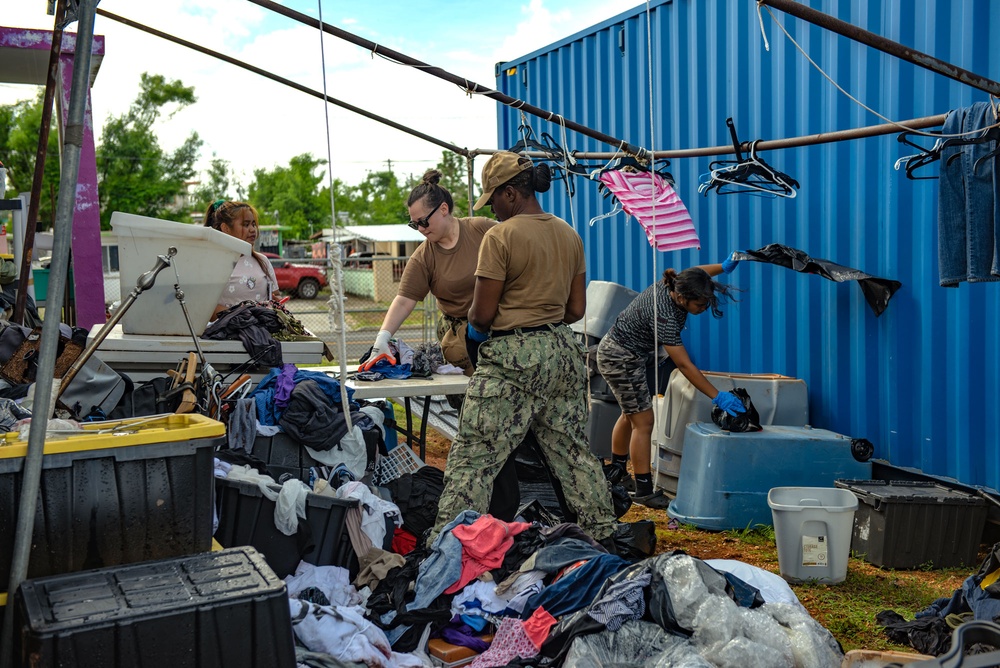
721, 252, 741, 274
712, 390, 746, 417
467, 322, 489, 343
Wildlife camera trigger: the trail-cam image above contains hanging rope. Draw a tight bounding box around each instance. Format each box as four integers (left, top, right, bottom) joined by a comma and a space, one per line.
756, 1, 1000, 138
645, 0, 662, 411
315, 0, 352, 431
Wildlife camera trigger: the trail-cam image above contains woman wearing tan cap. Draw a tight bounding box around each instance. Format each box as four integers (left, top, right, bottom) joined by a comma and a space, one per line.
430, 151, 617, 550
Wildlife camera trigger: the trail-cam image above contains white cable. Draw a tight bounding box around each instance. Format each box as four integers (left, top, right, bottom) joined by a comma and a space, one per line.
758, 2, 1000, 138
316, 0, 352, 431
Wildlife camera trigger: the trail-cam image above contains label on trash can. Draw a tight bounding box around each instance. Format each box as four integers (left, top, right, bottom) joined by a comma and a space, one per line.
801, 535, 828, 567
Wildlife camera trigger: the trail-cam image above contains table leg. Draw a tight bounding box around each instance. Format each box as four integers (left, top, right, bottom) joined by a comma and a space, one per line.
404, 397, 414, 450
418, 395, 431, 461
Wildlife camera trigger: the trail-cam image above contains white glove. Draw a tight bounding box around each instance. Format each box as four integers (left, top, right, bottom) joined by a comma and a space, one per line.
360, 329, 395, 371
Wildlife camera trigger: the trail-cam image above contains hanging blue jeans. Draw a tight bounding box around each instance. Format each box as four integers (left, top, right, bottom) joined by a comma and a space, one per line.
938, 102, 1000, 286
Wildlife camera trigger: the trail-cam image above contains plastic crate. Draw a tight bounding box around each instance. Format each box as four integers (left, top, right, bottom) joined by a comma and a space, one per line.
373, 444, 424, 486
0, 414, 223, 592
835, 479, 988, 569
250, 432, 321, 483
213, 477, 359, 578
13, 546, 295, 668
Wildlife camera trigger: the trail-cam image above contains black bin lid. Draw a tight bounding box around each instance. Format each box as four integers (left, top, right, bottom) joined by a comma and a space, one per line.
835, 479, 987, 506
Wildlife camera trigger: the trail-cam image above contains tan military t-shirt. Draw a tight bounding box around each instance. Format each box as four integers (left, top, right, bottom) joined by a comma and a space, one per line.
475, 213, 586, 331
396, 217, 496, 319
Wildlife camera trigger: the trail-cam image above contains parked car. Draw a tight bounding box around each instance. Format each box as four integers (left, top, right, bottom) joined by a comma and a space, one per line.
262, 252, 328, 299
346, 251, 389, 269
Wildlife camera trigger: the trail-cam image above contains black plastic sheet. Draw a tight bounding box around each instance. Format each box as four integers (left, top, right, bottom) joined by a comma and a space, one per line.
734, 244, 902, 316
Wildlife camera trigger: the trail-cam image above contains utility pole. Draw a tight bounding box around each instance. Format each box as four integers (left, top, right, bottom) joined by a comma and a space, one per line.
385, 159, 392, 173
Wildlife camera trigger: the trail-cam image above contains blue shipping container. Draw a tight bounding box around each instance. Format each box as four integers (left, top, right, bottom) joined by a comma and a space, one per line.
492, 0, 1000, 490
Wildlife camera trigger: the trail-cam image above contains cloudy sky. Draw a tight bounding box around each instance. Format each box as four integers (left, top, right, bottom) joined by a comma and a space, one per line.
2, 0, 644, 189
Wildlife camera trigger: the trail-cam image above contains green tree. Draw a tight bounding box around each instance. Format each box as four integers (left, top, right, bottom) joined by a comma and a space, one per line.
341, 168, 408, 226
434, 149, 475, 216
96, 73, 202, 228
248, 153, 332, 239
192, 155, 236, 215
401, 150, 493, 219
0, 92, 62, 228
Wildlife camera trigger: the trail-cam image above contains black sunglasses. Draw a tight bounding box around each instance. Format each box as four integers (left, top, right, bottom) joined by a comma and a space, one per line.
408, 201, 442, 230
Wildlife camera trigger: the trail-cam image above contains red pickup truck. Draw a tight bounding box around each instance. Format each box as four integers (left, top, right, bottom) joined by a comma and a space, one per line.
262, 252, 328, 299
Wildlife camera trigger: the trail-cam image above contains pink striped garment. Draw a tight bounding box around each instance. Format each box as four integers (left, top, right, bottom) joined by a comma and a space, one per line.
598, 170, 700, 252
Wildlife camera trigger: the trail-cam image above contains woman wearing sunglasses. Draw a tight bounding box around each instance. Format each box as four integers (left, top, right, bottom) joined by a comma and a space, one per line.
360, 169, 495, 375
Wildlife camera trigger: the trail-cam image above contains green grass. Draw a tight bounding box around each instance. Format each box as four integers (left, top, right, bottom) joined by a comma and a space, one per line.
724, 523, 777, 546
795, 564, 969, 652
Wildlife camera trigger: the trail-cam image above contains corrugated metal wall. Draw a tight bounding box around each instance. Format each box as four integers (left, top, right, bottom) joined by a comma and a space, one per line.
494, 0, 1000, 489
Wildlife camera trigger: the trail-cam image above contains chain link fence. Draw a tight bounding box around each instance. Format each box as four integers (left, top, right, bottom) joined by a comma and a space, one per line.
286, 255, 440, 365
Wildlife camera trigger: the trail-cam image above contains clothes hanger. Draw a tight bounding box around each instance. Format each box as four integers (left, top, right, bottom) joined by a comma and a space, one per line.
699, 119, 798, 197
896, 104, 1000, 179
506, 122, 583, 196
587, 201, 624, 226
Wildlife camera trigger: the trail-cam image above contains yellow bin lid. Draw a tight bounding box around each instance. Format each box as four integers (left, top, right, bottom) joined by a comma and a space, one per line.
0, 413, 225, 458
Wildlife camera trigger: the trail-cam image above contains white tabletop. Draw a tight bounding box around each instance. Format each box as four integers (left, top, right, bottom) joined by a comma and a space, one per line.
310, 365, 470, 400
88, 324, 325, 381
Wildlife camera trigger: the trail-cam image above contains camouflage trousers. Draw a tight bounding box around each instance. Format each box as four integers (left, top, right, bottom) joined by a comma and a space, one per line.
432, 324, 616, 542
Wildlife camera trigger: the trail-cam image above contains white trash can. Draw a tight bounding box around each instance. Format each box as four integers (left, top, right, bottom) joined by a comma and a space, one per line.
768, 486, 858, 584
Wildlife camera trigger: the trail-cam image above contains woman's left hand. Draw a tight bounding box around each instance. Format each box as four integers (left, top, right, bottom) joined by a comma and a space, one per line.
721, 252, 741, 274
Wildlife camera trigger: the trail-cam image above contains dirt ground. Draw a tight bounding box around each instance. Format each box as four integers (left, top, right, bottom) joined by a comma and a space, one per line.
419, 427, 972, 654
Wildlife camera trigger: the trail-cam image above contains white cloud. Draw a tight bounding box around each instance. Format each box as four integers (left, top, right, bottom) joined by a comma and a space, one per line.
2, 0, 643, 192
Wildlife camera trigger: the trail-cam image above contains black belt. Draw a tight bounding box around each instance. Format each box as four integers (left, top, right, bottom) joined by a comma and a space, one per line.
491, 323, 561, 338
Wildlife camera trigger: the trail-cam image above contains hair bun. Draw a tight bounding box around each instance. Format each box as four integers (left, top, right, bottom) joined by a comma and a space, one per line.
421, 169, 443, 185
533, 163, 552, 194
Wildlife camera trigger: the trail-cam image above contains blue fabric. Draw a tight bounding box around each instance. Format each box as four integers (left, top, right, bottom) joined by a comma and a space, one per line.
354, 362, 412, 381
461, 614, 488, 632
531, 538, 606, 574
408, 509, 480, 611
938, 102, 1000, 286
254, 388, 278, 426
519, 554, 629, 620
250, 367, 357, 425
918, 574, 1000, 622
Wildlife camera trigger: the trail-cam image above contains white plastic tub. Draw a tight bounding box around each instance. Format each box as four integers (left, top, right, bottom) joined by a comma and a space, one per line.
112, 212, 250, 336
768, 486, 858, 584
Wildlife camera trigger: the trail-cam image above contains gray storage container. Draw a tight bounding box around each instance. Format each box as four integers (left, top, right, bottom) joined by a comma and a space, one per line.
769, 486, 858, 584
570, 280, 638, 340
587, 399, 621, 460
653, 370, 809, 495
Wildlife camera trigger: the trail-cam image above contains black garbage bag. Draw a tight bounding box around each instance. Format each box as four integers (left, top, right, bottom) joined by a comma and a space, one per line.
610, 484, 633, 519
611, 520, 657, 562
603, 463, 634, 519
734, 243, 902, 317
711, 387, 762, 433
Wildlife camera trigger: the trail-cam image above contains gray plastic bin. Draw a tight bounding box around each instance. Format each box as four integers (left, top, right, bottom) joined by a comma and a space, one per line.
570, 281, 638, 340
768, 486, 858, 584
